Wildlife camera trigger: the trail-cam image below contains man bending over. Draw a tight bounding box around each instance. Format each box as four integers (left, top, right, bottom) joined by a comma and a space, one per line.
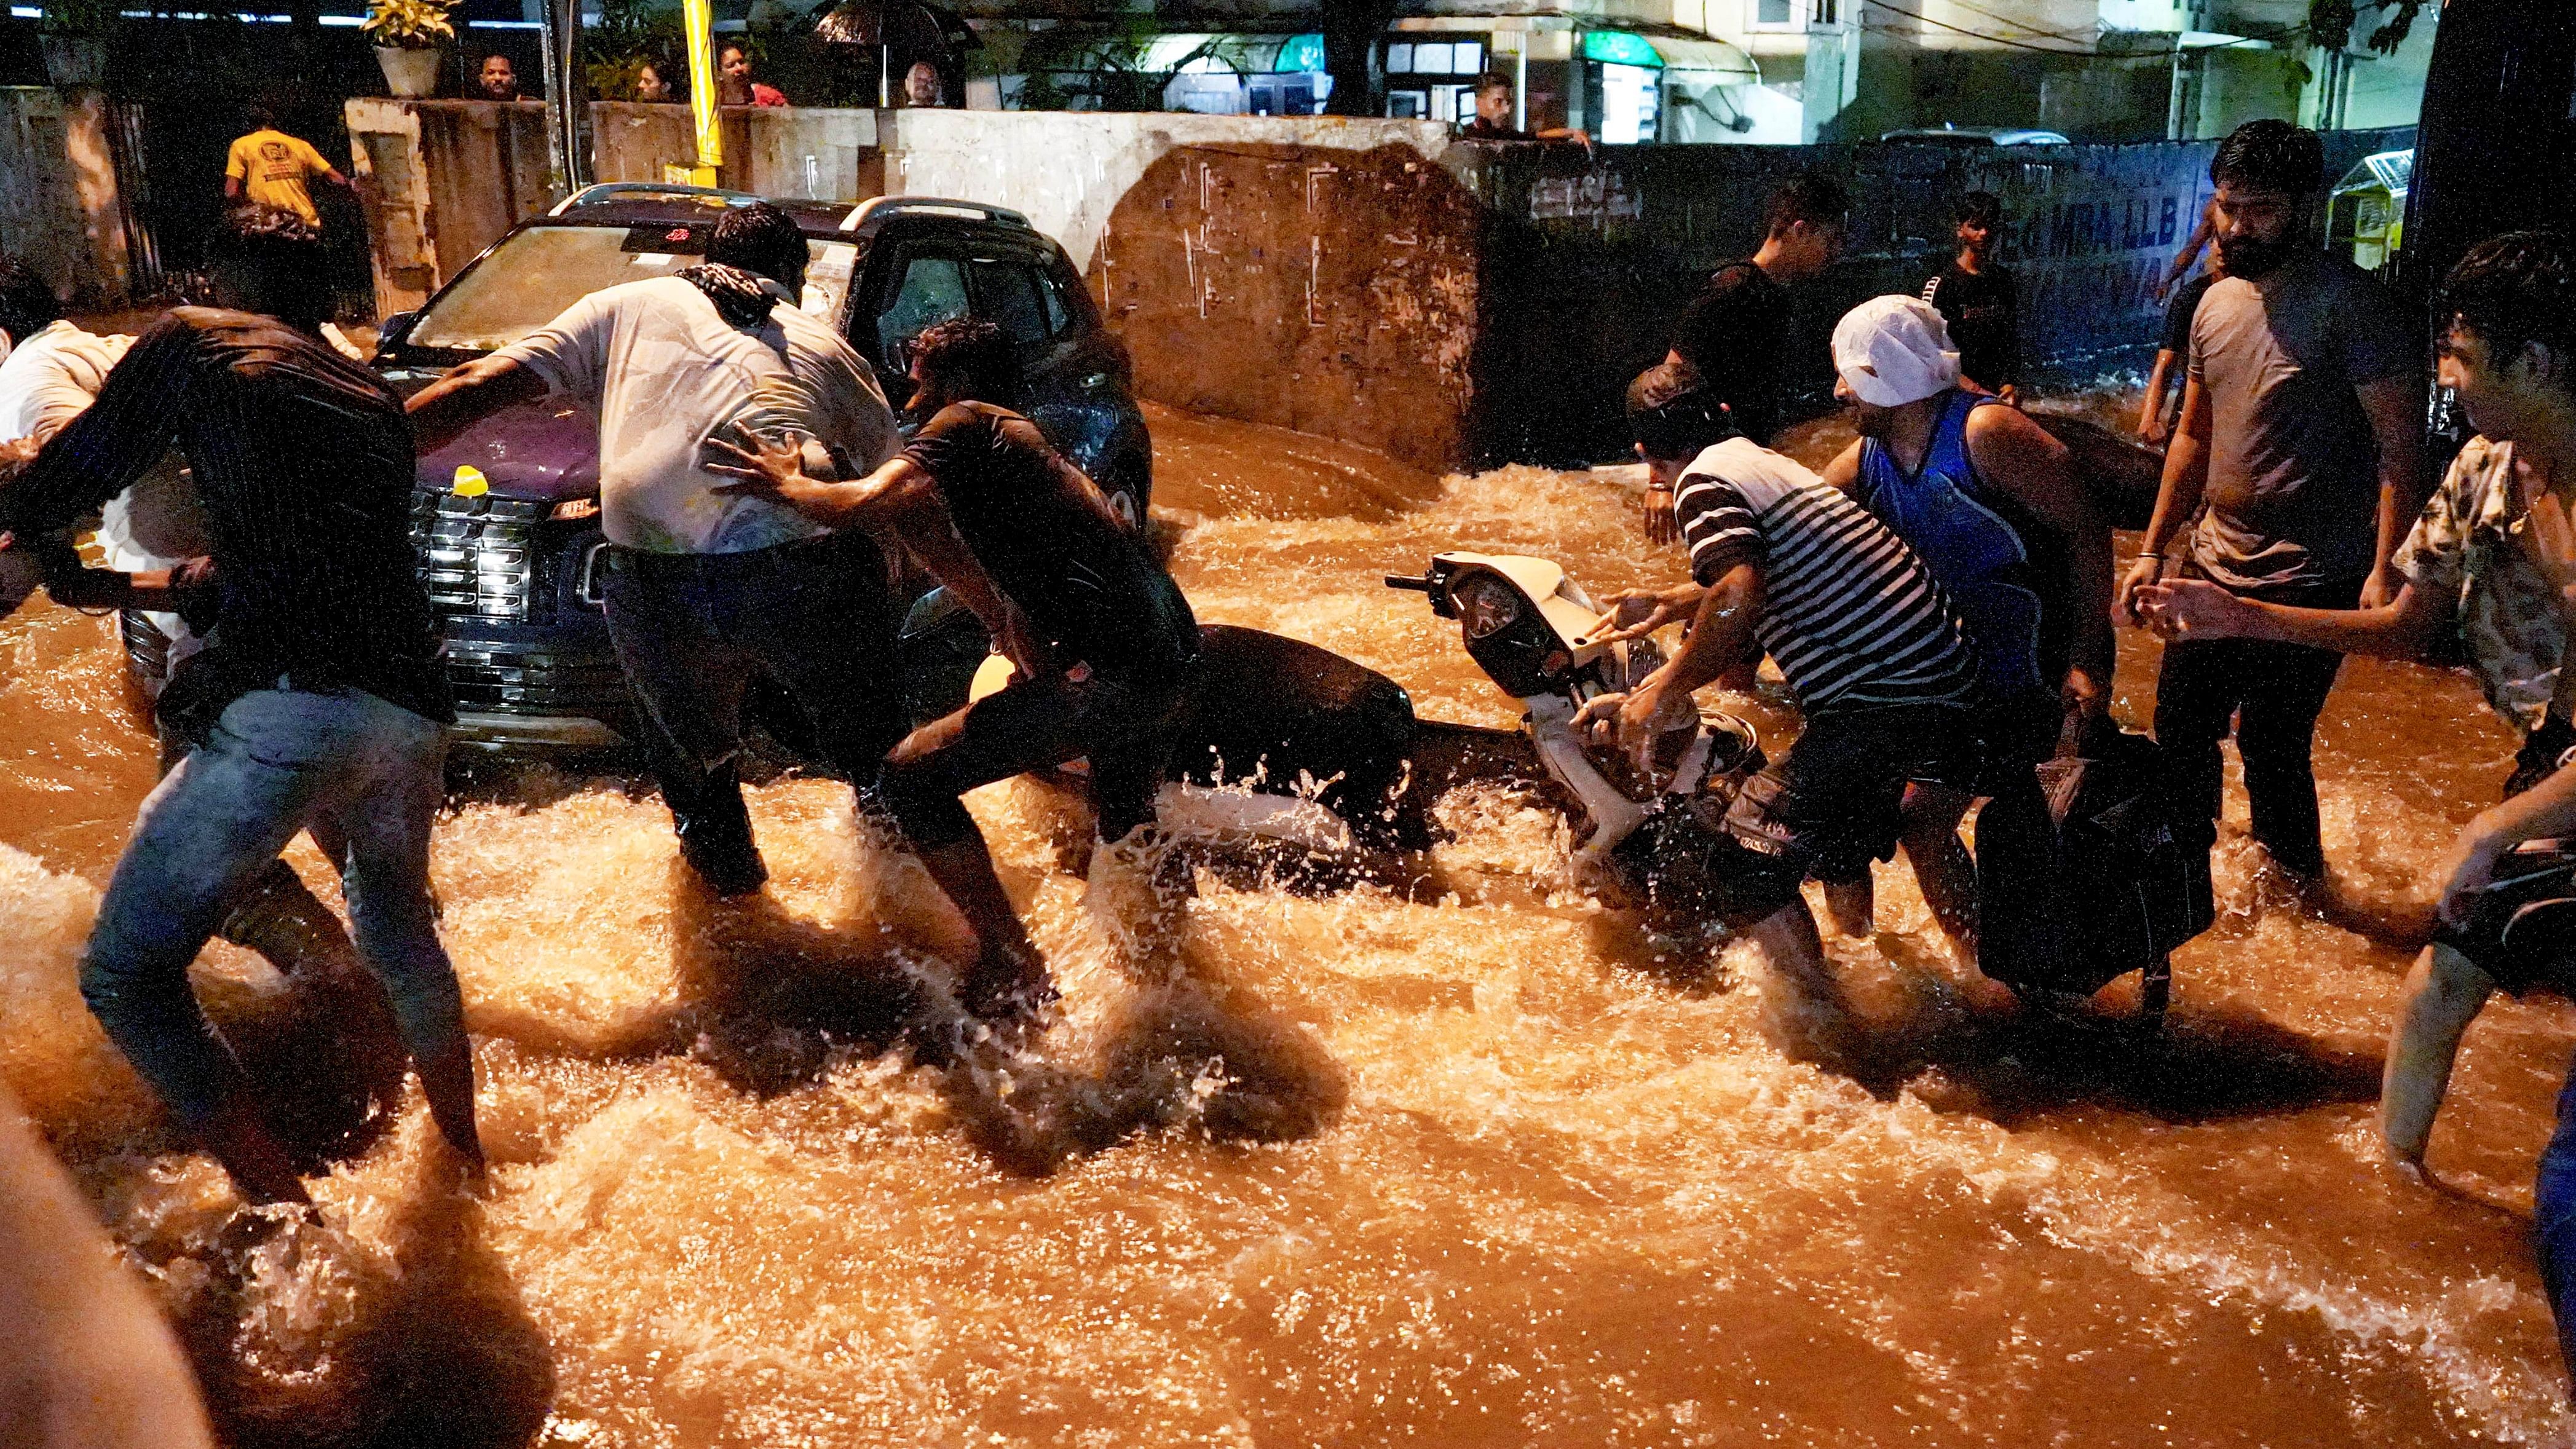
0, 224, 478, 1204
706, 317, 1199, 1021
1579, 360, 1983, 1059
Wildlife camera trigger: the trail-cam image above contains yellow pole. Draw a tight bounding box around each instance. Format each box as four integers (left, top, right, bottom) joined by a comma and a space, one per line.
665, 0, 721, 186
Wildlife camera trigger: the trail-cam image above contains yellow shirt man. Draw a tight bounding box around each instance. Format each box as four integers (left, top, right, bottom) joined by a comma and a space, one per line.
223, 128, 341, 228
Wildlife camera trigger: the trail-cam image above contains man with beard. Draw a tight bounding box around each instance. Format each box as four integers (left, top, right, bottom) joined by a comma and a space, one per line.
2111, 120, 2423, 885
2138, 231, 2576, 1388
1814, 294, 2109, 961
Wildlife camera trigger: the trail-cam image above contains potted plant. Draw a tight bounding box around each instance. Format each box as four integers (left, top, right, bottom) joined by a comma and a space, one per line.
363, 0, 457, 98
38, 0, 116, 88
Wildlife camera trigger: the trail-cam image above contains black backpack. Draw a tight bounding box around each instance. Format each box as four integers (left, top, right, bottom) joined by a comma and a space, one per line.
1975, 724, 2214, 1009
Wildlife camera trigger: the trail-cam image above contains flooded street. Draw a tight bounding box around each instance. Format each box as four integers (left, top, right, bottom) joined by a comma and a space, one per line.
4, 398, 2574, 1446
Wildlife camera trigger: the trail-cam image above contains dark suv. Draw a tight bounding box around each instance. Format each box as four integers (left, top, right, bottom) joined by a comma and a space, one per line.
184, 182, 1150, 755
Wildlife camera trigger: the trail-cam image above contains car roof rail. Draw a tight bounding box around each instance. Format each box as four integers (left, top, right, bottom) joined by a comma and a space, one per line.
550, 181, 762, 216
837, 195, 1033, 235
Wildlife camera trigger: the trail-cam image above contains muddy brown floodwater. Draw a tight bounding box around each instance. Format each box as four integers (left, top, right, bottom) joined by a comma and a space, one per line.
1, 396, 2572, 1447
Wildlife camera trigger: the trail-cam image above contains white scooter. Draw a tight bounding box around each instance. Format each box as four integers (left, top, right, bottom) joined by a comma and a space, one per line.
1384, 551, 1764, 870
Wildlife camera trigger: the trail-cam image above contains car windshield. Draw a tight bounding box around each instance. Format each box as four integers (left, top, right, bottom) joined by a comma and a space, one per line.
405, 224, 860, 352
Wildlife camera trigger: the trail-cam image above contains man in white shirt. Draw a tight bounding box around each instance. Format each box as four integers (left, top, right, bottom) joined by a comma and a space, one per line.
0, 261, 130, 614
408, 202, 906, 895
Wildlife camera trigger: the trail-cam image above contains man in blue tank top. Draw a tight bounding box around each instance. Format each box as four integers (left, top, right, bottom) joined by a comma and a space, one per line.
1815, 295, 2114, 961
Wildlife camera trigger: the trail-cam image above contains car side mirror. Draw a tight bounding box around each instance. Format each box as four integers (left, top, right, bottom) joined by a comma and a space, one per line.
377, 310, 417, 347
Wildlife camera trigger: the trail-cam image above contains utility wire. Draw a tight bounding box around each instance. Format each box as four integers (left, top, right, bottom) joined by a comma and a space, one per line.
1859, 0, 2275, 56
1859, 0, 2088, 53
1924, 0, 2102, 45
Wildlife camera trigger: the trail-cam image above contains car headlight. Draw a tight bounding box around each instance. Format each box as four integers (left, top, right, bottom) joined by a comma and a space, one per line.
1451, 573, 1526, 641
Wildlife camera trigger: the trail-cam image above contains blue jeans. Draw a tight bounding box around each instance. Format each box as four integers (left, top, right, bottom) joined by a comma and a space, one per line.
82, 685, 460, 1126
2538, 1066, 2576, 1394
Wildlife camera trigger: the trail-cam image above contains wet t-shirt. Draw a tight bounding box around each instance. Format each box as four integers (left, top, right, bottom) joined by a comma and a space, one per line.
1672, 261, 1790, 445
2185, 253, 2419, 596
903, 402, 1196, 674
1672, 436, 1978, 715
2393, 437, 2566, 733
500, 275, 896, 555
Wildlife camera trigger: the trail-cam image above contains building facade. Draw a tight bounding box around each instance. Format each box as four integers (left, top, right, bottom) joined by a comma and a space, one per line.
951, 0, 2438, 143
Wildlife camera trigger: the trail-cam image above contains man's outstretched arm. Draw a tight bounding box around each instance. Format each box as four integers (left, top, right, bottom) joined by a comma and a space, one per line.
405, 355, 547, 452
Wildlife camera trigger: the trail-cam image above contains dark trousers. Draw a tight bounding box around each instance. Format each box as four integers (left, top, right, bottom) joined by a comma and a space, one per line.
601, 529, 903, 883
2151, 582, 2357, 877
880, 659, 1196, 848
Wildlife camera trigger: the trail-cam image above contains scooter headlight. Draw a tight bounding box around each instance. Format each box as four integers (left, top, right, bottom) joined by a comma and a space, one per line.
1452, 573, 1526, 641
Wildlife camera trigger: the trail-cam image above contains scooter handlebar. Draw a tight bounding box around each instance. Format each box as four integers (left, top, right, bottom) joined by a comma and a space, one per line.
1383, 574, 1436, 593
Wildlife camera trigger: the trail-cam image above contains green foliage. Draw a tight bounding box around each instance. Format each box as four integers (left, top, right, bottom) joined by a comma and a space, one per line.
361, 0, 456, 50
2305, 0, 2429, 55
583, 0, 685, 97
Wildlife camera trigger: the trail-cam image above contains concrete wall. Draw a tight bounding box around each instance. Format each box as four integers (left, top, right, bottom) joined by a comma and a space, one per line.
570, 107, 1471, 468
344, 98, 553, 319
0, 89, 130, 309
874, 111, 1472, 470
589, 103, 887, 202
867, 110, 1458, 272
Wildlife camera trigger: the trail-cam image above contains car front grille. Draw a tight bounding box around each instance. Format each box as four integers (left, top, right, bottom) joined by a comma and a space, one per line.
441, 642, 635, 718
411, 490, 552, 623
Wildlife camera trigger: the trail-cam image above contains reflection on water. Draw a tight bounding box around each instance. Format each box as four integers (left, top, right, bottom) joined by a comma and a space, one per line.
1, 397, 2571, 1445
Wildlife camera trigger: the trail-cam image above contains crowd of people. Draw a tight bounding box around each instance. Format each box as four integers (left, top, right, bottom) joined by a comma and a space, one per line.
2, 108, 2575, 1391
1590, 118, 2576, 1383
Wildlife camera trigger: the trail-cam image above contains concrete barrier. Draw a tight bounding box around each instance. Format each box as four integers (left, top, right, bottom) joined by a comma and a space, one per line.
344, 98, 553, 319
0, 88, 132, 309
590, 101, 887, 203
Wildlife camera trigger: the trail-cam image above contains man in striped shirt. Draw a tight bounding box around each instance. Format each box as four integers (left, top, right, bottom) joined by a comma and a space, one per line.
1582, 359, 1981, 1057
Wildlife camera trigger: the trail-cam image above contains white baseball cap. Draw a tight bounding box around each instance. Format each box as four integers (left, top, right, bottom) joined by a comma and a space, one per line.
1831, 294, 1961, 408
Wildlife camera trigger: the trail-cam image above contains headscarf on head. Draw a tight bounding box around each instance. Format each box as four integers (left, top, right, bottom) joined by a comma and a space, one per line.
1831, 294, 1961, 408
678, 261, 788, 330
